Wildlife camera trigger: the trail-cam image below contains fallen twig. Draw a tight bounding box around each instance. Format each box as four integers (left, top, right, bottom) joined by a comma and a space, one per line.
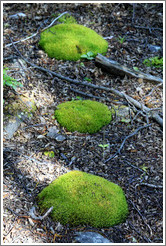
3, 216, 18, 243
123, 160, 145, 173
104, 124, 152, 163
42, 11, 68, 32
103, 36, 114, 40
132, 3, 137, 23
68, 156, 76, 166
143, 82, 163, 98
129, 200, 153, 237
6, 207, 29, 218
128, 221, 152, 243
110, 3, 121, 19
131, 24, 163, 32
70, 88, 110, 101
95, 54, 163, 84
9, 38, 163, 127
5, 11, 68, 47
29, 206, 53, 220
3, 55, 19, 60
135, 182, 163, 189
23, 123, 47, 130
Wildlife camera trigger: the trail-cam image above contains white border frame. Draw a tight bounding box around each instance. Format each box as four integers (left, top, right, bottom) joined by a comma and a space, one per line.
1, 1, 165, 245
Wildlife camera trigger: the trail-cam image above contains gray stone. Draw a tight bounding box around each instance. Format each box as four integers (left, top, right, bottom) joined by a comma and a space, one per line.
115, 106, 130, 118
47, 127, 66, 142
47, 126, 59, 139
13, 59, 27, 77
34, 16, 43, 20
147, 44, 161, 53
75, 232, 112, 243
111, 105, 131, 122
9, 13, 26, 19
55, 134, 66, 142
4, 116, 21, 139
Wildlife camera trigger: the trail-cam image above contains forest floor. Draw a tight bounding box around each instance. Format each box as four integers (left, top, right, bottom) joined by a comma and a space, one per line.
3, 3, 163, 244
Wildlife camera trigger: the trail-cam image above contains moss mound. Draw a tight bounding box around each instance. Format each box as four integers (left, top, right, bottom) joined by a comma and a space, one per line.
39, 24, 108, 61
54, 100, 112, 134
37, 171, 129, 228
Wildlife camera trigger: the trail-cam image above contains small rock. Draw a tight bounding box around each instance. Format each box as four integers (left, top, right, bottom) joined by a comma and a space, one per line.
37, 135, 45, 139
47, 126, 59, 139
9, 13, 26, 19
34, 16, 43, 20
37, 50, 46, 57
111, 104, 131, 121
75, 232, 112, 243
11, 58, 27, 78
55, 134, 66, 142
117, 106, 130, 118
147, 44, 161, 53
4, 116, 21, 139
83, 167, 89, 172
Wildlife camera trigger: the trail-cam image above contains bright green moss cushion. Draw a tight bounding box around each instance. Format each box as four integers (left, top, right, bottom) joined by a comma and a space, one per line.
39, 24, 108, 61
54, 100, 112, 134
37, 171, 129, 228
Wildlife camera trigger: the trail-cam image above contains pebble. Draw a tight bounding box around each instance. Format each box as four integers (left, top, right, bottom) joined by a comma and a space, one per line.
9, 13, 26, 19
4, 116, 21, 139
47, 126, 66, 142
147, 44, 161, 53
55, 134, 66, 142
47, 126, 59, 139
75, 231, 112, 243
34, 16, 43, 20
37, 135, 45, 139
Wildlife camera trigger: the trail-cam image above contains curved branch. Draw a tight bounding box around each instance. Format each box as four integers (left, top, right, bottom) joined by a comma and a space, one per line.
104, 123, 152, 163
5, 11, 68, 47
29, 206, 53, 220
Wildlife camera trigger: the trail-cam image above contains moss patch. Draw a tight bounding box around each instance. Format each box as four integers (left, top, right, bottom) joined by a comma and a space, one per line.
5, 94, 37, 118
37, 171, 129, 228
39, 24, 108, 61
143, 56, 163, 68
57, 13, 77, 24
54, 100, 112, 134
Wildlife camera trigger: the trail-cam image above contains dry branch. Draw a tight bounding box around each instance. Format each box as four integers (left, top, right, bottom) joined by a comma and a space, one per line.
104, 123, 152, 163
70, 88, 110, 101
29, 206, 53, 220
95, 54, 163, 84
129, 200, 153, 236
9, 38, 163, 127
5, 11, 68, 47
135, 183, 163, 189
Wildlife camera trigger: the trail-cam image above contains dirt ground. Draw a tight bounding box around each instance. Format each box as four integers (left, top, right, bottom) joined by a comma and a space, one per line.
3, 3, 163, 244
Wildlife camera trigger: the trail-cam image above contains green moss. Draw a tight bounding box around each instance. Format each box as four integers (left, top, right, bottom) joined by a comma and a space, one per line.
3, 68, 23, 90
54, 100, 112, 134
44, 151, 55, 158
143, 56, 163, 68
57, 13, 77, 24
39, 24, 108, 61
37, 171, 129, 228
6, 95, 37, 117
